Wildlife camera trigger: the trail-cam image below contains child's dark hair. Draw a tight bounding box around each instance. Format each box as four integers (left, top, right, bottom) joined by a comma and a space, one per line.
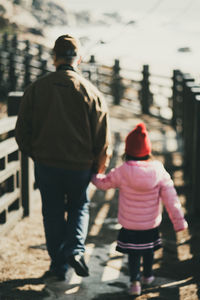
122, 153, 151, 161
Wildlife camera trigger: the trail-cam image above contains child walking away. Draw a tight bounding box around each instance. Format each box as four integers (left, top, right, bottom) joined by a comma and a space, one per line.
92, 123, 188, 296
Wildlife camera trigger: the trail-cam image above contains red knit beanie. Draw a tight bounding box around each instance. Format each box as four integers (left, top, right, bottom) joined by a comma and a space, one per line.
125, 123, 151, 157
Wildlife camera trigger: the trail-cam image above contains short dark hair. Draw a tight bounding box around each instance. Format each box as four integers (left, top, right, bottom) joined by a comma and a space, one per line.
53, 34, 79, 60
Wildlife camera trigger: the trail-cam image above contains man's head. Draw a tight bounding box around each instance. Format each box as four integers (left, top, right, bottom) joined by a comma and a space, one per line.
53, 34, 81, 67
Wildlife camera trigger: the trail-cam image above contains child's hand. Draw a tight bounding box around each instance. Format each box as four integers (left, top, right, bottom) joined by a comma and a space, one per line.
174, 219, 188, 233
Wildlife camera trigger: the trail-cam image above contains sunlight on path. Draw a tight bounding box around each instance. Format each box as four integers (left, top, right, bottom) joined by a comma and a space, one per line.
89, 203, 110, 237
101, 241, 123, 282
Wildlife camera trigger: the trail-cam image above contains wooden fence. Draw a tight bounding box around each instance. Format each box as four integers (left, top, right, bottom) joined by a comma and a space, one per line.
85, 60, 172, 119
0, 112, 21, 235
0, 90, 36, 235
0, 33, 52, 101
173, 72, 200, 213
0, 33, 200, 234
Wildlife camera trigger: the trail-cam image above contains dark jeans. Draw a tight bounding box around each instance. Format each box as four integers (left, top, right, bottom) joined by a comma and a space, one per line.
128, 249, 154, 281
34, 162, 92, 271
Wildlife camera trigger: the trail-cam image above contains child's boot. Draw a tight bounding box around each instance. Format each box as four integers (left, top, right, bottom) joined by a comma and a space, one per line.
129, 280, 141, 296
141, 275, 155, 285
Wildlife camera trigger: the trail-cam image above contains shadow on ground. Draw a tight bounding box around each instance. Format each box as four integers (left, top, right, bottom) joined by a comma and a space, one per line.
0, 276, 49, 300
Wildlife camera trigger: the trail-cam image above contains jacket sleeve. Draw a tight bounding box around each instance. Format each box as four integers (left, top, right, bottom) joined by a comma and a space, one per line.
15, 86, 33, 157
159, 165, 188, 232
90, 93, 112, 173
91, 167, 121, 190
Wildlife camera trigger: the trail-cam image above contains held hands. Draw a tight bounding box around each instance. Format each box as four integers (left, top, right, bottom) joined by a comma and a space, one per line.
94, 148, 112, 174
97, 163, 107, 174
92, 162, 107, 174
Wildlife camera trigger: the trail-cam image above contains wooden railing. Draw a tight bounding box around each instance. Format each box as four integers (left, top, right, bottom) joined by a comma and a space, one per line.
0, 115, 22, 235
0, 91, 36, 235
81, 59, 173, 123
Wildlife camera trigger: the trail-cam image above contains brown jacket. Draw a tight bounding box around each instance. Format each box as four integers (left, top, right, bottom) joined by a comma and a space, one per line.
15, 68, 111, 171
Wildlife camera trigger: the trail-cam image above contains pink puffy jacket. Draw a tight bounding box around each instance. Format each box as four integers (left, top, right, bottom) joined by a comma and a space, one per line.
92, 160, 188, 232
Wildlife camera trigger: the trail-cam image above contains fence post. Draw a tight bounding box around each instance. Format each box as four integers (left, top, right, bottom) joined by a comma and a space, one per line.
111, 59, 124, 105
172, 70, 182, 128
140, 64, 150, 114
181, 76, 196, 185
2, 33, 8, 51
7, 91, 31, 217
11, 34, 18, 52
24, 40, 32, 87
88, 55, 98, 84
182, 73, 194, 132
9, 35, 18, 91
39, 59, 47, 77
192, 95, 200, 215
0, 52, 5, 100
89, 55, 95, 64
182, 83, 200, 214
37, 44, 43, 60
9, 52, 17, 91
37, 44, 48, 77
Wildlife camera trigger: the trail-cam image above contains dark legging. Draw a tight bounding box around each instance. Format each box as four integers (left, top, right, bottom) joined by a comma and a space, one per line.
128, 249, 154, 281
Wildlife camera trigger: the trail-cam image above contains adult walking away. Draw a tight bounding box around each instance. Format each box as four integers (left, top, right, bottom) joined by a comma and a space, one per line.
15, 34, 112, 280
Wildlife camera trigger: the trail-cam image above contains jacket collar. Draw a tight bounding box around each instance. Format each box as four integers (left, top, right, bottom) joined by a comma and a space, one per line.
56, 64, 75, 72
126, 160, 150, 166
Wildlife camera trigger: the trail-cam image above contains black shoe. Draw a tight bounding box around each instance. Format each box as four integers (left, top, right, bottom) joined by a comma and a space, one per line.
55, 269, 68, 281
42, 268, 67, 281
68, 254, 89, 277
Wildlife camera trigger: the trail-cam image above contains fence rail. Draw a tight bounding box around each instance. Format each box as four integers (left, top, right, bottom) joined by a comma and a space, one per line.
0, 115, 22, 235
81, 60, 173, 121
0, 33, 200, 235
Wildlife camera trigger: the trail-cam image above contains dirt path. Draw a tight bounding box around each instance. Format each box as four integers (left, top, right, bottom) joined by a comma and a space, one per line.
0, 104, 199, 300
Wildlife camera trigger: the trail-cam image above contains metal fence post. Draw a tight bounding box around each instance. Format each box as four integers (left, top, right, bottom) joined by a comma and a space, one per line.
7, 91, 31, 217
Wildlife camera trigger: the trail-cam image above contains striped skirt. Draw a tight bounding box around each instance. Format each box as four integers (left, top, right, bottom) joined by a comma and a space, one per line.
116, 227, 162, 254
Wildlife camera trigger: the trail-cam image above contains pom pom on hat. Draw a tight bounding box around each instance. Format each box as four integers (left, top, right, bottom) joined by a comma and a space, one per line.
125, 122, 151, 157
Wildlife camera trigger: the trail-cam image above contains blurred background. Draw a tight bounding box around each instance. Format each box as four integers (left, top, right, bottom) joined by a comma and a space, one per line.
1, 0, 200, 77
